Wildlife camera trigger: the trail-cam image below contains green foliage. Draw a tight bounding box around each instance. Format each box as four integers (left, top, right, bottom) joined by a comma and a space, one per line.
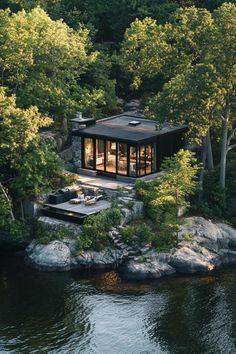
50, 170, 77, 190
34, 221, 68, 244
82, 207, 121, 251
0, 185, 29, 241
121, 222, 153, 246
153, 150, 199, 217
0, 88, 62, 202
153, 227, 179, 252
191, 170, 227, 219
8, 220, 29, 241
182, 232, 194, 241
11, 141, 61, 200
121, 220, 178, 251
76, 235, 93, 253
134, 150, 199, 250
0, 187, 13, 230
121, 3, 236, 189
121, 225, 134, 245
0, 7, 117, 120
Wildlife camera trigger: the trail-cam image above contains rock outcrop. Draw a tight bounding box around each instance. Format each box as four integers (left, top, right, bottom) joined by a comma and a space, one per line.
26, 240, 77, 271
170, 217, 236, 274
121, 252, 175, 280
25, 217, 236, 279
76, 248, 124, 270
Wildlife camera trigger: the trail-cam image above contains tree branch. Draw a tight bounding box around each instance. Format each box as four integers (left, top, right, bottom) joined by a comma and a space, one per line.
215, 108, 225, 121
227, 143, 236, 153
227, 128, 236, 145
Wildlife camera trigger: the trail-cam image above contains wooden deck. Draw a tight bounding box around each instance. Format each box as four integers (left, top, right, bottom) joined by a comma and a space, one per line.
44, 199, 111, 216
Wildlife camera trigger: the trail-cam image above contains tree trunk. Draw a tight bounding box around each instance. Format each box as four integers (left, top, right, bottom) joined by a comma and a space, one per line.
198, 137, 207, 201
206, 129, 214, 170
0, 182, 15, 220
220, 118, 228, 189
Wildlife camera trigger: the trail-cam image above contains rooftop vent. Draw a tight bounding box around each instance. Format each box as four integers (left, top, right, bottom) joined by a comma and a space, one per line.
128, 120, 141, 127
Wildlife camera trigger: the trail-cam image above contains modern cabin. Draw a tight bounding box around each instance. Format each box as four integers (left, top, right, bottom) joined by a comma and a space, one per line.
71, 112, 187, 180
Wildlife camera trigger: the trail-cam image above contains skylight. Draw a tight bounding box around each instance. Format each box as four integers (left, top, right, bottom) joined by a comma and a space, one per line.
128, 120, 141, 126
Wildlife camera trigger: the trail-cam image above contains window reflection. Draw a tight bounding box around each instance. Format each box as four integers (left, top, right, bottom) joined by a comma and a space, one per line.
152, 143, 157, 172
84, 138, 94, 169
96, 140, 105, 170
106, 141, 116, 173
146, 144, 152, 174
118, 143, 127, 175
129, 146, 137, 177
139, 145, 146, 176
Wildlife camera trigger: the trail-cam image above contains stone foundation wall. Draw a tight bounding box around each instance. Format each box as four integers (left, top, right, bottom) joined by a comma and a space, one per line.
72, 136, 82, 168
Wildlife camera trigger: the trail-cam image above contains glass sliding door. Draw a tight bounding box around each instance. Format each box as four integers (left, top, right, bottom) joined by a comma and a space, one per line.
106, 140, 116, 173
118, 143, 127, 175
96, 139, 105, 171
129, 145, 137, 177
138, 145, 146, 176
84, 137, 94, 169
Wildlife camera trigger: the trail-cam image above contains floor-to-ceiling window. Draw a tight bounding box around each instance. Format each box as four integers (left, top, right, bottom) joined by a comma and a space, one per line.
138, 145, 146, 176
106, 140, 116, 173
84, 138, 94, 169
129, 145, 137, 177
83, 137, 157, 176
96, 139, 105, 171
146, 144, 152, 174
152, 143, 157, 172
118, 143, 127, 175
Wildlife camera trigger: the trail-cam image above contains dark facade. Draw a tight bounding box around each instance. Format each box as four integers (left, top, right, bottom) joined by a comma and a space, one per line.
72, 112, 187, 179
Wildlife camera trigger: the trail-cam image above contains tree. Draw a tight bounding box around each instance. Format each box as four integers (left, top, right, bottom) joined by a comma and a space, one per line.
208, 4, 236, 188
153, 149, 199, 222
0, 7, 117, 120
0, 88, 60, 213
120, 3, 236, 188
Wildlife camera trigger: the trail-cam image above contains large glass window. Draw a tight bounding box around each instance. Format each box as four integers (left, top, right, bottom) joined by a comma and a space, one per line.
138, 145, 146, 176
84, 138, 94, 169
129, 146, 137, 177
106, 140, 116, 173
118, 143, 127, 175
152, 143, 157, 172
146, 144, 152, 174
96, 139, 105, 171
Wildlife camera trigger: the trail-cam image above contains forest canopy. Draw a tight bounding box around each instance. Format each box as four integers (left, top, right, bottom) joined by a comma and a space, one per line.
0, 0, 235, 229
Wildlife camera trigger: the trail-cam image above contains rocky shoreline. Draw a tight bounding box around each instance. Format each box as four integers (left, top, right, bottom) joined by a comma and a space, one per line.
25, 217, 236, 280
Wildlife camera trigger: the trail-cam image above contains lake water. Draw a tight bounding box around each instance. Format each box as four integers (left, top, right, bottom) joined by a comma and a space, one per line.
1, 253, 236, 354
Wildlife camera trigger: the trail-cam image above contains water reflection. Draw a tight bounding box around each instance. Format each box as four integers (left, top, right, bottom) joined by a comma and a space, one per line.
0, 255, 92, 353
1, 255, 236, 354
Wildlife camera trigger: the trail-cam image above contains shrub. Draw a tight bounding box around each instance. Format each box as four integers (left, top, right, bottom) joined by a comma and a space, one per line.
8, 220, 30, 242
190, 170, 227, 220
135, 223, 153, 245
82, 207, 121, 251
153, 227, 178, 252
121, 225, 135, 245
34, 221, 68, 244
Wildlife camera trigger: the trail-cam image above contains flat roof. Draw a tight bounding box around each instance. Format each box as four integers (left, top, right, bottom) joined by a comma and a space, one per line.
73, 111, 188, 143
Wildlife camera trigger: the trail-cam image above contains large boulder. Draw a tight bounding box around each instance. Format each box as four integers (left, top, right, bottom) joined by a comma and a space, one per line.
26, 240, 76, 271
178, 217, 235, 251
172, 217, 236, 273
76, 248, 124, 270
122, 259, 175, 280
121, 252, 175, 280
170, 242, 219, 274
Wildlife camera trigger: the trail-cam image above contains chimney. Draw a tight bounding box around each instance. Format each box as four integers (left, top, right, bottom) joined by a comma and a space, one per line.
76, 111, 83, 120
71, 111, 95, 131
